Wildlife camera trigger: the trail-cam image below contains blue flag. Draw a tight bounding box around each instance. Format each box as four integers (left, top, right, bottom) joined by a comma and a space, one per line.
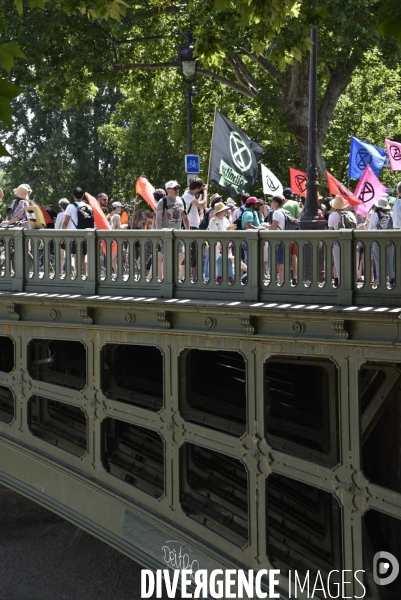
349, 136, 387, 179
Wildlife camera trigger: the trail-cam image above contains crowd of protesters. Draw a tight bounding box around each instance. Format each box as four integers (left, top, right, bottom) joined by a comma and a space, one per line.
1, 178, 401, 288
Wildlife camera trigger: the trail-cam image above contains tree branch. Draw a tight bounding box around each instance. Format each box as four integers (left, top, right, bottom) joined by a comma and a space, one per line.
241, 48, 280, 81
225, 52, 259, 93
112, 61, 179, 71
197, 68, 257, 98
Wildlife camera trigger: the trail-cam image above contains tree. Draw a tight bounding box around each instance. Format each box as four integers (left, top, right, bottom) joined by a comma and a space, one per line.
6, 0, 400, 176
0, 85, 123, 203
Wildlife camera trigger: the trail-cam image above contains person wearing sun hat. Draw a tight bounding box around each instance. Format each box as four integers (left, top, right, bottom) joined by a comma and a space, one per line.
4, 183, 32, 225
327, 195, 349, 287
207, 201, 237, 284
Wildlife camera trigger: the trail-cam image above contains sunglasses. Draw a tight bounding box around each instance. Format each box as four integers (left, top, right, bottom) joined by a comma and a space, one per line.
173, 186, 180, 191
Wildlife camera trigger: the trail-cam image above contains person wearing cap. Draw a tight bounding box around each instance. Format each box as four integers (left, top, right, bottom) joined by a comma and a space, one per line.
392, 181, 401, 230
241, 197, 268, 230
62, 187, 94, 276
369, 196, 394, 286
282, 188, 300, 219
264, 195, 288, 285
110, 201, 128, 230
4, 184, 32, 226
155, 180, 189, 280
207, 201, 236, 284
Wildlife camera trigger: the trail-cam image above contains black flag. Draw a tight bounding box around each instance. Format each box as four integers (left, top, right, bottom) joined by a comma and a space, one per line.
209, 111, 264, 197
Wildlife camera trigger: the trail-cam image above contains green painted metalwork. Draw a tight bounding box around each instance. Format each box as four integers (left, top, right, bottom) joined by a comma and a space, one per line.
0, 229, 399, 305
0, 292, 398, 598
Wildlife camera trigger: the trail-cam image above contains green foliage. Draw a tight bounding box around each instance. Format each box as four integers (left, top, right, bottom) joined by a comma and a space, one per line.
379, 0, 401, 42
325, 49, 401, 188
0, 85, 123, 203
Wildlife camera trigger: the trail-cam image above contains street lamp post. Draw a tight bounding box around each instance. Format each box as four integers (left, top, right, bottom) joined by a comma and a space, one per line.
178, 32, 197, 154
299, 22, 326, 230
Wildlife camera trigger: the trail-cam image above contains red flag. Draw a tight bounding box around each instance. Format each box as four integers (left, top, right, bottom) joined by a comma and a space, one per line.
326, 171, 362, 206
136, 176, 156, 210
289, 168, 307, 198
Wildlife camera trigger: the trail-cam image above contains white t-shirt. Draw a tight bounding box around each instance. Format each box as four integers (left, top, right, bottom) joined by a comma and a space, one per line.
183, 191, 200, 228
208, 215, 230, 231
64, 201, 86, 230
392, 198, 401, 228
368, 212, 379, 230
273, 208, 285, 230
55, 211, 67, 229
208, 216, 231, 258
328, 211, 341, 230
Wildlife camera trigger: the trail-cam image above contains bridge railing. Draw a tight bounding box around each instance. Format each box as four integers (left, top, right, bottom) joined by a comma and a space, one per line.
0, 228, 400, 305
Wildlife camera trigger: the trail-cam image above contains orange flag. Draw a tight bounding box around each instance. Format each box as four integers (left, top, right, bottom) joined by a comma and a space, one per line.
289, 167, 307, 198
326, 171, 362, 206
85, 192, 111, 229
136, 176, 156, 210
85, 192, 117, 254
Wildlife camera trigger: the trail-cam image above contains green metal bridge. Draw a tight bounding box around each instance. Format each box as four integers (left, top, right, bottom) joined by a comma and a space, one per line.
0, 228, 399, 599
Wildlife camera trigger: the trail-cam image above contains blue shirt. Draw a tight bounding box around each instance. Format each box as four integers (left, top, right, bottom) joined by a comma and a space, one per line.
242, 208, 260, 229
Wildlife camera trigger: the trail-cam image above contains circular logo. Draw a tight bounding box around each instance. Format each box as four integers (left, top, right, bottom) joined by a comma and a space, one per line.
355, 149, 372, 170
295, 174, 307, 193
358, 182, 374, 203
265, 173, 279, 192
390, 145, 401, 161
337, 184, 350, 197
230, 132, 252, 172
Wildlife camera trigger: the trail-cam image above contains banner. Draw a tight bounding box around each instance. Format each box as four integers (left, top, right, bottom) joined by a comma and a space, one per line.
348, 136, 386, 179
289, 167, 307, 198
136, 176, 157, 210
209, 111, 263, 197
261, 164, 283, 196
385, 138, 401, 171
326, 171, 362, 206
353, 165, 386, 216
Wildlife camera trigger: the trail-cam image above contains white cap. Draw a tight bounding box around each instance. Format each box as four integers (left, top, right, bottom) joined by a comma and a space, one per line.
112, 201, 122, 208
165, 180, 180, 190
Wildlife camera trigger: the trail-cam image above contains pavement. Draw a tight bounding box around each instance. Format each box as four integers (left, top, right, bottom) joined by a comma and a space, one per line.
0, 484, 168, 600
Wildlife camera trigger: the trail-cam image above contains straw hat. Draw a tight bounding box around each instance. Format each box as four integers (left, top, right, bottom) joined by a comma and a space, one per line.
209, 193, 222, 204
213, 202, 228, 214
330, 195, 348, 210
13, 184, 32, 200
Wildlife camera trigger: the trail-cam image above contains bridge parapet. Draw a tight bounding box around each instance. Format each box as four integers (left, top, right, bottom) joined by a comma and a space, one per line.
0, 228, 399, 305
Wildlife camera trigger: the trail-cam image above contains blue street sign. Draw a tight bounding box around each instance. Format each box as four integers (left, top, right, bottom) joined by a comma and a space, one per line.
185, 154, 200, 173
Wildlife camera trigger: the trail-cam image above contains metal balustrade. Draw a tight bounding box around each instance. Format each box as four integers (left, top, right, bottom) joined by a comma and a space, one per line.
0, 227, 400, 305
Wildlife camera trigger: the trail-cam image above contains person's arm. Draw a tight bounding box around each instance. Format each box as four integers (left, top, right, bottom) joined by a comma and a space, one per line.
192, 197, 207, 209
62, 214, 71, 229
155, 209, 163, 230
267, 219, 279, 230
183, 213, 190, 230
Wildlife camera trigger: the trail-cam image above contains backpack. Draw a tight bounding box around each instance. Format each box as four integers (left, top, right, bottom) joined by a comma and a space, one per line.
375, 210, 393, 230
234, 206, 248, 230
338, 210, 357, 230
281, 208, 299, 230
73, 202, 94, 229
199, 210, 210, 230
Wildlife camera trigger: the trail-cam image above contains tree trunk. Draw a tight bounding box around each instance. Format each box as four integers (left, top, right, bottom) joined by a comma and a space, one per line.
278, 58, 352, 177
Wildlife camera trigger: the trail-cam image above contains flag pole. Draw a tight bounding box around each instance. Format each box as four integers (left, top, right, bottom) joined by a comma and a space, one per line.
206, 105, 218, 199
